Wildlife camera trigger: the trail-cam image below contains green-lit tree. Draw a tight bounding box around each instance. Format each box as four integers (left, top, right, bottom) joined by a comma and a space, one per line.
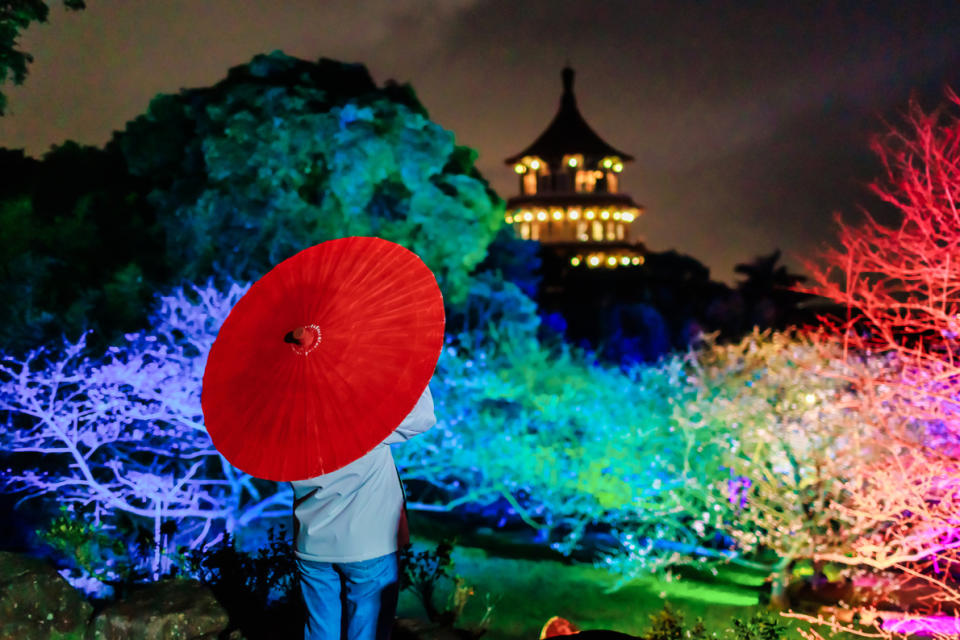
1, 53, 505, 349
116, 52, 504, 303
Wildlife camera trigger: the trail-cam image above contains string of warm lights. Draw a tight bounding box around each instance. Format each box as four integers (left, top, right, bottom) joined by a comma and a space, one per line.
505, 207, 638, 224
570, 253, 644, 268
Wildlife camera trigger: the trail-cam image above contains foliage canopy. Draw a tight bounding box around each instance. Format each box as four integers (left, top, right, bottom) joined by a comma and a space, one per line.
116, 51, 504, 303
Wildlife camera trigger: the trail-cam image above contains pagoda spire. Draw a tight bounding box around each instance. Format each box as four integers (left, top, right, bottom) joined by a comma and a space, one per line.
561, 66, 575, 104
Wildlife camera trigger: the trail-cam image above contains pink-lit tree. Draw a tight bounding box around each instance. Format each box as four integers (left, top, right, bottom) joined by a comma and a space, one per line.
792, 90, 960, 637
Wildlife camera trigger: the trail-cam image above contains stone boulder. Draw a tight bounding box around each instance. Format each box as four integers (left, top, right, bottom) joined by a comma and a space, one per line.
0, 550, 93, 640
89, 578, 230, 640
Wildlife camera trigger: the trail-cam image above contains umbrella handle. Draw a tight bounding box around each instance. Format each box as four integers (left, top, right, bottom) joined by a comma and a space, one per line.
284, 325, 321, 354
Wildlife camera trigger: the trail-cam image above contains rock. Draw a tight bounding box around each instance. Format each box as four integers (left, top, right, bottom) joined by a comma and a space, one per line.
89, 578, 230, 640
0, 550, 93, 640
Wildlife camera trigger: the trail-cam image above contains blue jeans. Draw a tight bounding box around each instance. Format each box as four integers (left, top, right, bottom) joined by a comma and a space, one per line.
297, 552, 399, 640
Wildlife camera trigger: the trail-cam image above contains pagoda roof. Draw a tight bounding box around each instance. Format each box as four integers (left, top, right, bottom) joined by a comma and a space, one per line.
505, 192, 642, 212
505, 67, 634, 165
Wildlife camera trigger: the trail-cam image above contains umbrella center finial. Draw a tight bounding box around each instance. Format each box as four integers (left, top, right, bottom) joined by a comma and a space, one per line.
284, 324, 321, 355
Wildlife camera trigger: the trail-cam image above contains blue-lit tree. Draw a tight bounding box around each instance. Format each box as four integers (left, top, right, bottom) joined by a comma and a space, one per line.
0, 282, 293, 583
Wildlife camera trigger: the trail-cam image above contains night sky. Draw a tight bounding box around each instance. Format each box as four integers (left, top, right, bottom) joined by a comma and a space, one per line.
2, 1, 960, 282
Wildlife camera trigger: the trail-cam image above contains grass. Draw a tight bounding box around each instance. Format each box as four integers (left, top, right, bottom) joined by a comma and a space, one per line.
397, 535, 778, 640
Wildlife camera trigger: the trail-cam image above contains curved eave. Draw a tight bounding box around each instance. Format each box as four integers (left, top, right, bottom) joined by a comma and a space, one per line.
504, 89, 634, 165
506, 193, 643, 211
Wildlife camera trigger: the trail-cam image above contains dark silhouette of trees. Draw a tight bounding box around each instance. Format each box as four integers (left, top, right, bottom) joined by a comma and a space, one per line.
733, 249, 812, 331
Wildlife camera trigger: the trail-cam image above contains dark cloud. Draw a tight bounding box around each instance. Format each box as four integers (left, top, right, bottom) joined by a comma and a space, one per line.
2, 1, 959, 281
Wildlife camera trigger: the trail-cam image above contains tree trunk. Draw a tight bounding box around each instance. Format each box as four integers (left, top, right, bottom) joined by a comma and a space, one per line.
768, 558, 794, 610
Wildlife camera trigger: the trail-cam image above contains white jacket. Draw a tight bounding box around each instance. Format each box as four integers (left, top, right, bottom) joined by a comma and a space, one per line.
289, 385, 435, 563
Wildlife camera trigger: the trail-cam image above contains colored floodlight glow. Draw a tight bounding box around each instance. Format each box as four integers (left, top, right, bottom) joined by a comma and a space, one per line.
882, 616, 960, 635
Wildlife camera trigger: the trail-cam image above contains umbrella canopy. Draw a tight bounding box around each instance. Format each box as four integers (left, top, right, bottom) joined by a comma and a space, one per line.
202, 237, 445, 481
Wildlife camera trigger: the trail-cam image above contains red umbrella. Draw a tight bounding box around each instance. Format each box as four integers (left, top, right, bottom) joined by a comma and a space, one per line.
201, 237, 445, 481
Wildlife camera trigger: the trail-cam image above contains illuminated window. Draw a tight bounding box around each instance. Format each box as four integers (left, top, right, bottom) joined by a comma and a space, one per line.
607, 172, 619, 193
577, 222, 588, 241
520, 223, 530, 239
592, 221, 603, 240
531, 224, 541, 240
575, 170, 597, 193
616, 224, 625, 240
606, 222, 615, 240
523, 172, 537, 195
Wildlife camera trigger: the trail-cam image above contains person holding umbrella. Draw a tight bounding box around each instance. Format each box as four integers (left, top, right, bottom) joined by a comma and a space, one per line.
202, 237, 446, 640
291, 384, 435, 639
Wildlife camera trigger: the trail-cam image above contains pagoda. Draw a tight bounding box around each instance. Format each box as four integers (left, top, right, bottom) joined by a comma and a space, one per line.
504, 67, 645, 269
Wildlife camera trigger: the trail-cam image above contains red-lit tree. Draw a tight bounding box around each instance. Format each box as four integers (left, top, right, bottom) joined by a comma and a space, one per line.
794, 91, 960, 637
